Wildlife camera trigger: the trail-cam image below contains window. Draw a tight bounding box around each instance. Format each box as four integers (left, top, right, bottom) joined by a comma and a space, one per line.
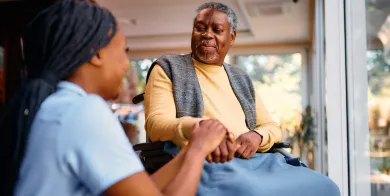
236, 53, 311, 166
131, 58, 156, 93
365, 1, 390, 193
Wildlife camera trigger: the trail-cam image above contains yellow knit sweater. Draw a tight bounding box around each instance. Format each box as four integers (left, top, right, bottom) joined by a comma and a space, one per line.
144, 58, 282, 152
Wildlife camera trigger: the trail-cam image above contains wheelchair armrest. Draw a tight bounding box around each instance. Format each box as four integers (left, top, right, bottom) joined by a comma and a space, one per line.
133, 141, 172, 174
133, 141, 173, 159
133, 141, 165, 151
271, 142, 291, 149
132, 93, 145, 104
268, 142, 293, 159
269, 148, 294, 159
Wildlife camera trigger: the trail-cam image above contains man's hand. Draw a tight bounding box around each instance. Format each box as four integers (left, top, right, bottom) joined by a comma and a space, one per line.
206, 137, 239, 163
190, 119, 229, 156
235, 131, 262, 159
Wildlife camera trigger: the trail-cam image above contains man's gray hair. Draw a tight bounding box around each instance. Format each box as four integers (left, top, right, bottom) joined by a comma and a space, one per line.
195, 2, 238, 33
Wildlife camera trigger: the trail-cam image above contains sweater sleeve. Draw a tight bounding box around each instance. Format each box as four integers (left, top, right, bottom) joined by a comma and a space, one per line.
144, 64, 202, 148
252, 89, 283, 152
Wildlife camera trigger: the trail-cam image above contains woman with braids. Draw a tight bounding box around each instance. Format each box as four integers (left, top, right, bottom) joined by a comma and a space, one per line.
0, 0, 235, 195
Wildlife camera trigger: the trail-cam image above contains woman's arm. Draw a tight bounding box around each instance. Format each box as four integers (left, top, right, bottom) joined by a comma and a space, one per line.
149, 145, 190, 190
105, 120, 229, 196
104, 143, 206, 196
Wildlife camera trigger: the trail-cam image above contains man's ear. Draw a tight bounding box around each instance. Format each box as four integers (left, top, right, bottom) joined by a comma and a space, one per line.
230, 31, 236, 46
89, 52, 104, 67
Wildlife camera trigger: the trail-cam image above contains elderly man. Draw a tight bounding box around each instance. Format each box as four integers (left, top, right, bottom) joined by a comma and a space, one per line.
144, 2, 340, 196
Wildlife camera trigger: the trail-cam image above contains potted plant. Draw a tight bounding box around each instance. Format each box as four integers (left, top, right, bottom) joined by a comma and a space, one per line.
289, 105, 314, 168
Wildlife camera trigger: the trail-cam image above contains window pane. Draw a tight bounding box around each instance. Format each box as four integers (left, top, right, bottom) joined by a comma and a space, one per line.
131, 58, 155, 94
236, 53, 311, 167
110, 58, 155, 144
366, 0, 390, 194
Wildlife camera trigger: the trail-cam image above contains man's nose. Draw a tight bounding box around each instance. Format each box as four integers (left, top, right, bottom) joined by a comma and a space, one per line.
202, 29, 213, 39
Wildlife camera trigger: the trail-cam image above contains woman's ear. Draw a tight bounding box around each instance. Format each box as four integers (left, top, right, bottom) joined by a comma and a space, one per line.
89, 52, 104, 67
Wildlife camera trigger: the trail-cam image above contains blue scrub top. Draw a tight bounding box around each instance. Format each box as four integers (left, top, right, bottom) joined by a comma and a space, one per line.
15, 81, 144, 196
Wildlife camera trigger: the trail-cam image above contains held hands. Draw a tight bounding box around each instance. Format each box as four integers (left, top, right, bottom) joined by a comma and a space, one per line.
190, 120, 261, 162
235, 131, 262, 159
189, 119, 232, 157
206, 130, 262, 162
206, 134, 240, 163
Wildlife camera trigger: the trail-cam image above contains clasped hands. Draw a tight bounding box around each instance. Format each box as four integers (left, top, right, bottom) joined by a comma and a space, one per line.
198, 120, 263, 163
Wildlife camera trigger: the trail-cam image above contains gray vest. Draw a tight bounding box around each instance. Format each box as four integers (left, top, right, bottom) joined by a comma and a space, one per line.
145, 53, 257, 130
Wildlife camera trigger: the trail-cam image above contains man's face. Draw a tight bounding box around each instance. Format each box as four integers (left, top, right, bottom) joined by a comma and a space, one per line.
191, 8, 236, 65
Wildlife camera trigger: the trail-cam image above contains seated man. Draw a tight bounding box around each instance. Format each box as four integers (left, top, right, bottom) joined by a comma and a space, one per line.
144, 2, 340, 196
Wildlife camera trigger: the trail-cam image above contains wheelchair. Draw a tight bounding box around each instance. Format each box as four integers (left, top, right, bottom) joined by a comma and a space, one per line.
131, 93, 300, 174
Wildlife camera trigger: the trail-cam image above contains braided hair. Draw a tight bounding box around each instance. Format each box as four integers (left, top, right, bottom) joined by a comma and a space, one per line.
0, 0, 117, 194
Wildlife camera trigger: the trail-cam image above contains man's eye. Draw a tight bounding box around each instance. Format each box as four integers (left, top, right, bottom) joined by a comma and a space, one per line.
196, 27, 205, 31
125, 47, 129, 53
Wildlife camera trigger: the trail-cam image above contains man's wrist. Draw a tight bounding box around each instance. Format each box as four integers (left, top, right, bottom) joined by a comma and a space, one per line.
251, 130, 263, 143
179, 118, 204, 140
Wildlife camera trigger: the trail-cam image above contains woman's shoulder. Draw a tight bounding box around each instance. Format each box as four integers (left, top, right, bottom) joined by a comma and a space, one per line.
40, 92, 117, 131
81, 94, 111, 112
70, 94, 117, 125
